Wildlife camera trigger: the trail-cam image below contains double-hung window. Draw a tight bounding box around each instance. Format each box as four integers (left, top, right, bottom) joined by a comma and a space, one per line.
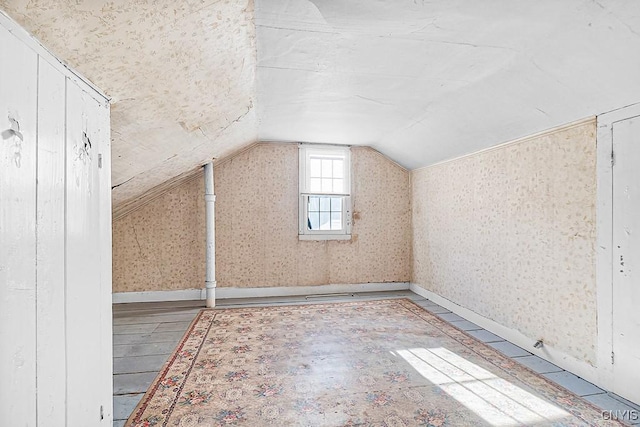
299, 144, 351, 240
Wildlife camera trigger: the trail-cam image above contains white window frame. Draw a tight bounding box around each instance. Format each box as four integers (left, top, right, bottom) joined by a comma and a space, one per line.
299, 144, 351, 240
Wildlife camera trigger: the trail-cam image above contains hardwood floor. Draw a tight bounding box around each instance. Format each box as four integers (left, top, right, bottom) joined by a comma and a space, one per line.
112, 300, 204, 426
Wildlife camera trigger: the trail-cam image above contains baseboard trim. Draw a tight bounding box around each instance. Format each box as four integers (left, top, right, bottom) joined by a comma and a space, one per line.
409, 283, 601, 387
217, 282, 410, 299
112, 282, 410, 304
112, 289, 206, 304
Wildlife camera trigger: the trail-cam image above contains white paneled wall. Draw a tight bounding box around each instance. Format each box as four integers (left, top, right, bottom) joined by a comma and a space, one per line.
0, 12, 112, 426
0, 15, 38, 426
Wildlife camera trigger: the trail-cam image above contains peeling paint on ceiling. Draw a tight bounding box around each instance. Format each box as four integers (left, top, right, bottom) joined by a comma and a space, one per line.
1, 0, 640, 207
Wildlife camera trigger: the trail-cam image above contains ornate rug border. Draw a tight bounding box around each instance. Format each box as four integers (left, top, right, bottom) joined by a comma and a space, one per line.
126, 309, 215, 426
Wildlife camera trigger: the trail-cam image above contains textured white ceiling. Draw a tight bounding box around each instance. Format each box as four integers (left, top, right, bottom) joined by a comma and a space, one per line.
256, 0, 640, 168
2, 0, 640, 206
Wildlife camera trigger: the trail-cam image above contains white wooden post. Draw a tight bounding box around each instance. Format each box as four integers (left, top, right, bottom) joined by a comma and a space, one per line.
204, 162, 217, 307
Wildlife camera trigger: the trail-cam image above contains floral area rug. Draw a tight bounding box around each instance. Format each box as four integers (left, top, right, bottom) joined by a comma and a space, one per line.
126, 299, 623, 427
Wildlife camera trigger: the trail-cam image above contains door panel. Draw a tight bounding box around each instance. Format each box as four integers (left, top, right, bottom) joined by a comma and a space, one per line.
95, 91, 113, 424
612, 115, 640, 404
36, 57, 67, 426
0, 25, 38, 427
65, 82, 105, 425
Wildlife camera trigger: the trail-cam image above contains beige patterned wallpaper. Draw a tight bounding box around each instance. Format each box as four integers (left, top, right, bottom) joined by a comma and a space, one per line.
112, 176, 206, 293
411, 119, 598, 364
216, 144, 411, 287
113, 143, 411, 292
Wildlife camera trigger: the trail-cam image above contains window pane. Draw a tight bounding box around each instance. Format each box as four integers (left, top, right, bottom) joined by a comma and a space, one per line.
308, 196, 319, 211
300, 147, 350, 236
330, 197, 342, 212
310, 178, 321, 192
319, 196, 330, 211
308, 212, 320, 230
333, 178, 343, 193
333, 159, 343, 178
321, 178, 332, 192
321, 159, 332, 178
331, 212, 342, 230
319, 212, 331, 230
310, 158, 321, 178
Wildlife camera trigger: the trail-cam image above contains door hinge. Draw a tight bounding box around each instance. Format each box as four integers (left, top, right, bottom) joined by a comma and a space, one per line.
611, 351, 615, 364
98, 154, 103, 169
100, 405, 104, 420
611, 150, 615, 167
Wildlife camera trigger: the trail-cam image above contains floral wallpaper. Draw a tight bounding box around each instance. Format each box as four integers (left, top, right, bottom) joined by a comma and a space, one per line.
411, 120, 598, 364
215, 144, 411, 287
112, 176, 206, 292
112, 143, 412, 292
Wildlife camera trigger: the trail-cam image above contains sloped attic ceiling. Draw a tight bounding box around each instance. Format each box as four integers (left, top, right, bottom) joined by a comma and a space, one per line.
1, 0, 257, 207
2, 0, 640, 207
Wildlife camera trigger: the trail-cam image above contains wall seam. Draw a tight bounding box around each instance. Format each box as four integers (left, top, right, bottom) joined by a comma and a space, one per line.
409, 169, 414, 284
34, 53, 40, 427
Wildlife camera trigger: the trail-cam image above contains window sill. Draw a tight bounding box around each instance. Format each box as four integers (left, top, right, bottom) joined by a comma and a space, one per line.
299, 234, 351, 241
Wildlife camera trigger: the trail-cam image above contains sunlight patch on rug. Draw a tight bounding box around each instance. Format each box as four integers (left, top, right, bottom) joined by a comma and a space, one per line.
398, 348, 569, 425
126, 299, 622, 427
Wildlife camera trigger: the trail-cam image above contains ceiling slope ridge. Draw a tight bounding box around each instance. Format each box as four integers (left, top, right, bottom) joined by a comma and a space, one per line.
112, 167, 203, 221
411, 116, 596, 174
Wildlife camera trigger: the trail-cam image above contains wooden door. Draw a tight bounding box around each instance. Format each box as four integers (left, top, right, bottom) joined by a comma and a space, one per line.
65, 81, 111, 425
612, 114, 640, 404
